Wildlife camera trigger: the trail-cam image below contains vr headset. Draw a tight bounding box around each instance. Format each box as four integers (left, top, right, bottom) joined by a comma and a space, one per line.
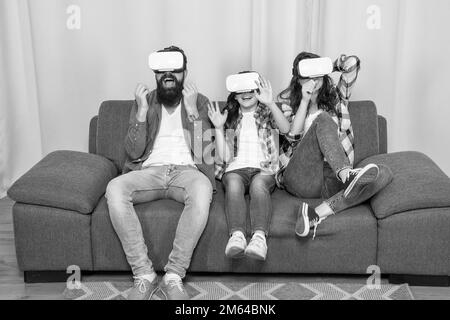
226, 72, 259, 93
148, 51, 185, 73
298, 57, 333, 79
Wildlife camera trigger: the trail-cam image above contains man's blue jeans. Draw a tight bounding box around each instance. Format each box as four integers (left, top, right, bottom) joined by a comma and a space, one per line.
106, 165, 213, 278
282, 112, 393, 213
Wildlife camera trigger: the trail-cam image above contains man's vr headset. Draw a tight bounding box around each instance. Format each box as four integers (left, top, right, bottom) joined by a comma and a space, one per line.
226, 72, 259, 93
148, 51, 185, 73
297, 57, 333, 79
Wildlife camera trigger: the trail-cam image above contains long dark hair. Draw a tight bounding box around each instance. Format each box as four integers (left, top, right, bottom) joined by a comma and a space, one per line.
278, 52, 338, 115
223, 71, 257, 130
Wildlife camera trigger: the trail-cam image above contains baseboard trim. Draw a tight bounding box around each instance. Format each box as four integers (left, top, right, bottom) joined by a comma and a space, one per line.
24, 271, 72, 284
389, 274, 450, 287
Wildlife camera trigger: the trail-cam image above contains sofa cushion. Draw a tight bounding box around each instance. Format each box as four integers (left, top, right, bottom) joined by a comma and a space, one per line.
358, 151, 450, 219
7, 151, 118, 214
96, 101, 134, 171
348, 101, 380, 165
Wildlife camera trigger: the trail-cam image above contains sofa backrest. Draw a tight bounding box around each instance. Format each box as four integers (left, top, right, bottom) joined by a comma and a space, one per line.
90, 100, 385, 171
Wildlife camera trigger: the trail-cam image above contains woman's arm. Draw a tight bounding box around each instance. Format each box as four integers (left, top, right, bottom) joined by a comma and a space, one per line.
207, 103, 233, 163
335, 55, 361, 101
289, 80, 316, 136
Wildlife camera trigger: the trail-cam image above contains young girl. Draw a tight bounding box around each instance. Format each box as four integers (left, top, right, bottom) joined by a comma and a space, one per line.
208, 73, 290, 260
278, 52, 393, 238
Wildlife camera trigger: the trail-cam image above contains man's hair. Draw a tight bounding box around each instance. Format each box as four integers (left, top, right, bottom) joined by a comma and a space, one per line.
158, 45, 187, 70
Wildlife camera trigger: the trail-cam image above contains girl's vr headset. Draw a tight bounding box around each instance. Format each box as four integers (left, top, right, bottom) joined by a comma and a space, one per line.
148, 51, 185, 73
297, 57, 333, 79
226, 72, 259, 93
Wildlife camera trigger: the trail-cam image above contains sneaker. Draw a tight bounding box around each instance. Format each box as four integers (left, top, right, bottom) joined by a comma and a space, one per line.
295, 203, 324, 239
127, 274, 159, 300
244, 233, 268, 261
225, 232, 247, 259
343, 164, 380, 199
159, 273, 190, 300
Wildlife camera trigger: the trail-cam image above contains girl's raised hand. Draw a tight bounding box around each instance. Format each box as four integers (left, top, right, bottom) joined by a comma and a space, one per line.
254, 76, 273, 106
207, 102, 228, 129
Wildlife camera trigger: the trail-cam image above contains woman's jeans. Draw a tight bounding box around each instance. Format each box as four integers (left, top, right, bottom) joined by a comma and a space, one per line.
105, 165, 213, 279
282, 112, 393, 213
222, 168, 276, 237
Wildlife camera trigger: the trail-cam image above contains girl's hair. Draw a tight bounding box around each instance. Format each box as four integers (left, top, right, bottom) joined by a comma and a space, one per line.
223, 71, 257, 130
278, 52, 338, 114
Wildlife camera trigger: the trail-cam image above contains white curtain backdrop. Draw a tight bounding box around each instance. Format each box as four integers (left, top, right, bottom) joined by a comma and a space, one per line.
1, 0, 450, 196
0, 0, 42, 197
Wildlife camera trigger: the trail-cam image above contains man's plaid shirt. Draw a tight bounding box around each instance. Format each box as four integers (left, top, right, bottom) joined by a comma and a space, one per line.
277, 55, 361, 186
215, 102, 281, 180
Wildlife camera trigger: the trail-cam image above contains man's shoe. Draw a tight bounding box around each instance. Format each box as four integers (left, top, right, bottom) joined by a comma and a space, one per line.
225, 232, 247, 258
343, 164, 379, 199
159, 274, 190, 300
244, 234, 267, 261
127, 274, 159, 300
295, 203, 324, 239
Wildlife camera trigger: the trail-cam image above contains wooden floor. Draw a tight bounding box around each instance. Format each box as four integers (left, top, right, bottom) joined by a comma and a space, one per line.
1, 197, 449, 300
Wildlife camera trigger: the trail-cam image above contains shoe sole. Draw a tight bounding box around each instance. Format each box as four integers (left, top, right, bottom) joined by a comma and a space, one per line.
225, 246, 246, 259
295, 203, 310, 237
344, 164, 379, 198
244, 248, 267, 261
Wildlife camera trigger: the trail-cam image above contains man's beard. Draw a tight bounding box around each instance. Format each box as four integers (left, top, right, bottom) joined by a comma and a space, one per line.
156, 73, 184, 107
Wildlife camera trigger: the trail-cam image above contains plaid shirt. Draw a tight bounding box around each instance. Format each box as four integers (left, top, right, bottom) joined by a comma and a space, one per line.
215, 102, 280, 180
277, 55, 360, 186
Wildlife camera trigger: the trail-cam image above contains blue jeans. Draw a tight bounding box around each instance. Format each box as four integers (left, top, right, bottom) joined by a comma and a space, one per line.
222, 168, 276, 236
105, 165, 213, 278
282, 112, 393, 213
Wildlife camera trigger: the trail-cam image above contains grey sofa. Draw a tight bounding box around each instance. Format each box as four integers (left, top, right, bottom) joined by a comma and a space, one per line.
7, 100, 450, 285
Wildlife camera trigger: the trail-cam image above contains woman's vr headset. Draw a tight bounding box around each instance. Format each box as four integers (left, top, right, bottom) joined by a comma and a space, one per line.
148, 51, 185, 73
226, 72, 259, 93
297, 57, 333, 79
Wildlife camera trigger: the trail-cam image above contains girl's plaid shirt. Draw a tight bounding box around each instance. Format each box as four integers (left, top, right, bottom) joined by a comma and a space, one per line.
214, 102, 281, 180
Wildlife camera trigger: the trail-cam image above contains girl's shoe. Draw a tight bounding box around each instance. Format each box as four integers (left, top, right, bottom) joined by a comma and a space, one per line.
245, 233, 268, 261
225, 232, 247, 258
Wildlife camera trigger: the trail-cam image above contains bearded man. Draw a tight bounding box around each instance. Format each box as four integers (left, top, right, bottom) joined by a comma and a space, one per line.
105, 46, 215, 300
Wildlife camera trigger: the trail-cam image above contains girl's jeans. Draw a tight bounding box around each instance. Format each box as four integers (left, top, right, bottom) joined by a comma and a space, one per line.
106, 165, 213, 279
222, 168, 276, 237
282, 112, 392, 213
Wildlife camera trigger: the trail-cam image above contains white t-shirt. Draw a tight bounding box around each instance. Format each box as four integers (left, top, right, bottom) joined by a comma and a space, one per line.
225, 111, 267, 173
304, 110, 323, 135
143, 104, 195, 167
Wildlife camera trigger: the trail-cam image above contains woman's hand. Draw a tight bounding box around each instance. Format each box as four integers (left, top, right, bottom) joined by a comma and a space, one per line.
207, 102, 228, 129
301, 79, 316, 102
255, 76, 273, 106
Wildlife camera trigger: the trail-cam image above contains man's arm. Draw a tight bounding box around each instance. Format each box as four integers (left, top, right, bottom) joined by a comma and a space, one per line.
335, 55, 361, 101
124, 84, 149, 160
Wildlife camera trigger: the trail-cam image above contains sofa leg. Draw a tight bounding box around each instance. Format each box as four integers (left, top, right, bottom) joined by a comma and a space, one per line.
389, 274, 450, 287
24, 271, 72, 284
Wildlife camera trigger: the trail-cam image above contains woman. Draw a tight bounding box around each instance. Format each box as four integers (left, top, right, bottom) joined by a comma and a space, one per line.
278, 52, 393, 238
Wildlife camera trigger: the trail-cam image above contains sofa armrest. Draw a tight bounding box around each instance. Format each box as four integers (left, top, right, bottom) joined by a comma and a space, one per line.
358, 151, 450, 219
7, 151, 118, 214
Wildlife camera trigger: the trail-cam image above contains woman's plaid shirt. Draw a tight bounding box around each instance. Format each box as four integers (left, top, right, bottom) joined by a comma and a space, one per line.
277, 55, 361, 186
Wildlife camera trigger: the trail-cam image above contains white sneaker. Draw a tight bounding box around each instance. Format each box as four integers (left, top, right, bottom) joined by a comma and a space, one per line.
245, 233, 268, 261
225, 232, 247, 258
